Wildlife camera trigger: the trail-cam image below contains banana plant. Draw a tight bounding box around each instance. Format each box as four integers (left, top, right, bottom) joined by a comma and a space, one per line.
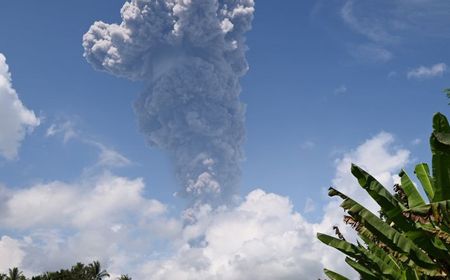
318, 113, 450, 279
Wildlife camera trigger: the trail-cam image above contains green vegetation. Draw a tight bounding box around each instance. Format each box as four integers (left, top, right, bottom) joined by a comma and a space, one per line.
444, 89, 450, 104
0, 261, 130, 280
318, 113, 450, 279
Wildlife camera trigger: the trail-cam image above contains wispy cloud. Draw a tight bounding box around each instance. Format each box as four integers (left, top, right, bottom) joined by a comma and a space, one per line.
388, 71, 398, 79
341, 1, 398, 44
90, 141, 131, 168
340, 1, 396, 63
301, 140, 316, 150
350, 44, 393, 63
411, 138, 422, 146
304, 198, 316, 213
333, 85, 348, 96
340, 0, 450, 63
407, 63, 447, 79
46, 121, 77, 143
46, 119, 131, 169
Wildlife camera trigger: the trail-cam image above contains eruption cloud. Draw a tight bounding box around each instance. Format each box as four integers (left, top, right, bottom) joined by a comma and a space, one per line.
83, 0, 255, 204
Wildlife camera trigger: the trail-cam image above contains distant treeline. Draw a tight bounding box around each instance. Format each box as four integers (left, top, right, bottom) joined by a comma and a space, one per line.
1, 261, 131, 280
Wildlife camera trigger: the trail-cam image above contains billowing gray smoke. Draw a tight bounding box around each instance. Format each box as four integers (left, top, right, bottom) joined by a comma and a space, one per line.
83, 0, 254, 204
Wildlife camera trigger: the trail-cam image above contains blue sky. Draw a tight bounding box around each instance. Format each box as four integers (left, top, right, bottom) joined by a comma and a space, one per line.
0, 1, 449, 278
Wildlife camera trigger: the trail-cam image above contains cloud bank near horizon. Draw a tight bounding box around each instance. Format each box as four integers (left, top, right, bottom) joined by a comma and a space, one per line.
0, 132, 409, 279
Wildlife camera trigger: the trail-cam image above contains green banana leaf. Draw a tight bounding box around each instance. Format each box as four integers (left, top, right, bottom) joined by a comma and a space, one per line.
351, 164, 411, 231
430, 113, 450, 201
317, 233, 362, 259
329, 187, 438, 270
345, 257, 379, 280
358, 245, 402, 279
414, 163, 435, 202
399, 170, 425, 208
323, 269, 350, 280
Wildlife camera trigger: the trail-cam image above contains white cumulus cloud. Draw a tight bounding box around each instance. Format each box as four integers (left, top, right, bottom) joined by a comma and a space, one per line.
303, 197, 316, 213
312, 132, 409, 277
133, 132, 409, 279
139, 189, 324, 279
0, 173, 179, 275
0, 132, 410, 279
0, 53, 40, 160
0, 236, 25, 272
407, 62, 447, 79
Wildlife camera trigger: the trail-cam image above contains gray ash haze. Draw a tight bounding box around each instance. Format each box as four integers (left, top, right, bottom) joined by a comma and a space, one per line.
83, 0, 255, 205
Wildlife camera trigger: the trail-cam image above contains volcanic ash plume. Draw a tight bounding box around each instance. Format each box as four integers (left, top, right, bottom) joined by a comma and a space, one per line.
83, 0, 255, 204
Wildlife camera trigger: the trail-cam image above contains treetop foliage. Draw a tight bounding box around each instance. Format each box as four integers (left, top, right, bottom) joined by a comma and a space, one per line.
0, 261, 130, 280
